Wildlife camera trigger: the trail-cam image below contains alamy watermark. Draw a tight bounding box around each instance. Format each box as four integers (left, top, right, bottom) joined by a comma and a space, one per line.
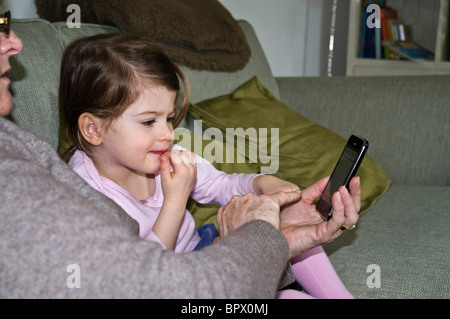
366, 264, 381, 288
174, 120, 280, 175
66, 263, 381, 290
64, 4, 382, 41
66, 4, 81, 29
66, 264, 81, 289
366, 4, 381, 29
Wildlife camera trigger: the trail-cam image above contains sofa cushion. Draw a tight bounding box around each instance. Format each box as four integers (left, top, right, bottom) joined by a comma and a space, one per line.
36, 0, 251, 72
54, 21, 119, 47
188, 76, 392, 214
325, 184, 450, 298
9, 19, 63, 149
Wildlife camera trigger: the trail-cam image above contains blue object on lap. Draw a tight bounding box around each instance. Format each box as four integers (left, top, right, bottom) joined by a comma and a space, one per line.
193, 223, 219, 251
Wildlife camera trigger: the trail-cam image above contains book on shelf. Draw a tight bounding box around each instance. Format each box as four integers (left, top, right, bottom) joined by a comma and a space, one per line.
381, 41, 434, 60
381, 6, 398, 59
359, 1, 435, 61
360, 2, 395, 59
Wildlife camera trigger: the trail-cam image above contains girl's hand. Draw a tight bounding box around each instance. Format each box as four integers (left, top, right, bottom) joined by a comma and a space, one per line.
160, 149, 197, 203
154, 149, 197, 250
252, 175, 300, 195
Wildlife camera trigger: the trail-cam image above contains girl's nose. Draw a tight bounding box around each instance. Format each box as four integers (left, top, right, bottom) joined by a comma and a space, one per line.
158, 122, 174, 142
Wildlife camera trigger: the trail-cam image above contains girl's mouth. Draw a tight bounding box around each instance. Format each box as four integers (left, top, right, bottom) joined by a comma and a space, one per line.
149, 145, 173, 156
149, 149, 170, 156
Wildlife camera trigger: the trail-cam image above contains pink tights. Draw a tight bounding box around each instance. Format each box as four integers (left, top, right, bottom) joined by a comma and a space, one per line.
276, 246, 354, 299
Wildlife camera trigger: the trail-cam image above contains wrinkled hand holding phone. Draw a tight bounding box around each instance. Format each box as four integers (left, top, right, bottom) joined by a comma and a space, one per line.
316, 135, 369, 221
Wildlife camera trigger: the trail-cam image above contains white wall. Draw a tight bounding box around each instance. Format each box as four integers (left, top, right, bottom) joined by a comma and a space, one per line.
1, 0, 342, 77
0, 0, 38, 18
219, 0, 307, 76
219, 0, 327, 77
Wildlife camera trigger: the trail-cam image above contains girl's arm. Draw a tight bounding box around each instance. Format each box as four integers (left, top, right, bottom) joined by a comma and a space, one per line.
154, 149, 197, 250
252, 175, 300, 195
190, 151, 299, 206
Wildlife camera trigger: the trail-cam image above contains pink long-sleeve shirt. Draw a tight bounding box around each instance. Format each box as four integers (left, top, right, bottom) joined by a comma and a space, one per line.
69, 146, 260, 253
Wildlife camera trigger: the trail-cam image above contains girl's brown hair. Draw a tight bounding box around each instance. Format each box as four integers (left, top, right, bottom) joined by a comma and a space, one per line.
59, 32, 190, 161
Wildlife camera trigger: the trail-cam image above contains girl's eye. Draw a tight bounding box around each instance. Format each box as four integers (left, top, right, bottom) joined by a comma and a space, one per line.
167, 116, 176, 123
142, 120, 155, 126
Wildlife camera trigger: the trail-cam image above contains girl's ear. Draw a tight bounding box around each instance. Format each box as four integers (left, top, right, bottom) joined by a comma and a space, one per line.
78, 113, 104, 146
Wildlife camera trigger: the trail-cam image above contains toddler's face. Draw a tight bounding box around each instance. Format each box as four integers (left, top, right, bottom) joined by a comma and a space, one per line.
99, 85, 177, 175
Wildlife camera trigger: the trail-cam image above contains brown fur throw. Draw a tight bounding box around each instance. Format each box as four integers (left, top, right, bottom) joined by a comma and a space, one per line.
34, 0, 251, 72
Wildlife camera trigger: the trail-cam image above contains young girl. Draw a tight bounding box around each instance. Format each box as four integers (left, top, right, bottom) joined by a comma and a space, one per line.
60, 33, 353, 298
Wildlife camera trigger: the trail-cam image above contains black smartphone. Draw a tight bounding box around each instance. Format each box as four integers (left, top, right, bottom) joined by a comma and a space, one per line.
316, 135, 369, 220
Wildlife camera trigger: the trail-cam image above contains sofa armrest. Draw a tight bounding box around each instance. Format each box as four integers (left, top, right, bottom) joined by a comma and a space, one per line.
276, 76, 450, 187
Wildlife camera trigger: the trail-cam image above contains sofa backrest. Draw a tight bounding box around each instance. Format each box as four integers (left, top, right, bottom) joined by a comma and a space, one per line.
9, 19, 62, 148
279, 75, 450, 186
9, 19, 278, 149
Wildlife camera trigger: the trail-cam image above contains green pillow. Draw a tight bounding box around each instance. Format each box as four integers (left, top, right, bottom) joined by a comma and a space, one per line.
188, 76, 391, 215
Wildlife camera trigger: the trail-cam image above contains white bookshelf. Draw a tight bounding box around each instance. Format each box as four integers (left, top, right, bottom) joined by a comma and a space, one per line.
346, 0, 450, 76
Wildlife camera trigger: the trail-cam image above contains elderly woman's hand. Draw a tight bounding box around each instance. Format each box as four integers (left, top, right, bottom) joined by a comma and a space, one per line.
280, 176, 361, 258
216, 191, 302, 238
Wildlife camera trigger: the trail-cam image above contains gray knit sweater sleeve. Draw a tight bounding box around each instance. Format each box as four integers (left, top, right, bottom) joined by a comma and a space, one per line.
0, 118, 290, 298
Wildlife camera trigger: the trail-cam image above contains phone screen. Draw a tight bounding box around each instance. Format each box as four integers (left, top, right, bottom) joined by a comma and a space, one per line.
321, 148, 359, 208
316, 135, 368, 220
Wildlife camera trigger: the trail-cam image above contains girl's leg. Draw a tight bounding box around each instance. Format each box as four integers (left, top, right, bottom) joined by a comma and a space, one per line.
290, 245, 354, 299
276, 289, 315, 299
